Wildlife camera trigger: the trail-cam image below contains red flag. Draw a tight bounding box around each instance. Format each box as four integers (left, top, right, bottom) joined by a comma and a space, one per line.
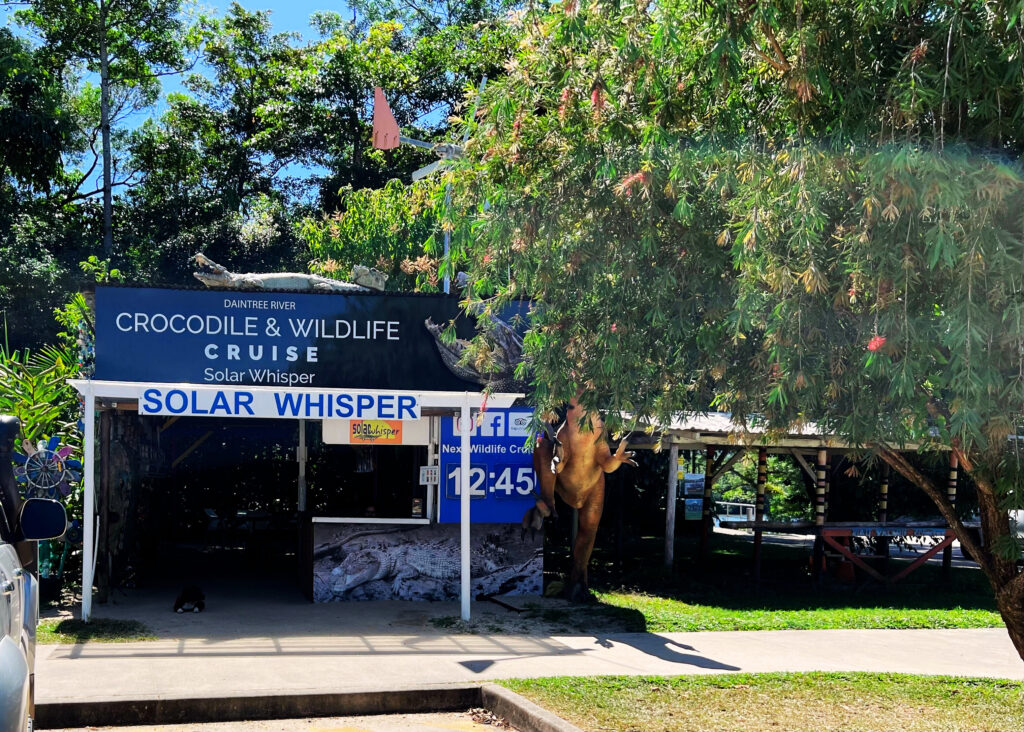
372, 87, 401, 150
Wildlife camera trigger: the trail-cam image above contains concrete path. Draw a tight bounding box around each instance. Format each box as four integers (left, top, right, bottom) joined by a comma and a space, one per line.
37, 627, 1021, 705
50, 711, 511, 732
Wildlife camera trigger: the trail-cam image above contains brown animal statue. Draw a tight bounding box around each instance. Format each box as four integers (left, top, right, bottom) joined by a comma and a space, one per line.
526, 398, 636, 601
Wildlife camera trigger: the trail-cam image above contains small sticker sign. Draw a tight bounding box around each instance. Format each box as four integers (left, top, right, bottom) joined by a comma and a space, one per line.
350, 419, 402, 444
419, 465, 440, 486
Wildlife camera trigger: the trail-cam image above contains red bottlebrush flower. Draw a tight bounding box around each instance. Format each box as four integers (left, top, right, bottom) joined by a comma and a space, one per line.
560, 88, 572, 103
610, 323, 617, 333
618, 170, 650, 197
591, 88, 604, 110
867, 335, 886, 352
512, 119, 522, 135
482, 253, 493, 265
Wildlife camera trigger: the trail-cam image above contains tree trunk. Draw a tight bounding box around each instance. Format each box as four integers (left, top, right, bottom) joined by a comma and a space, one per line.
995, 572, 1024, 660
99, 0, 113, 256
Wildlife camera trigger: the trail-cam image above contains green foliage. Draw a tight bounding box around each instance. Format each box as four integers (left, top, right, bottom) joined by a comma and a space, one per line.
452, 0, 1024, 442
18, 0, 188, 255
0, 342, 85, 567
119, 5, 516, 285
0, 346, 79, 447
119, 4, 306, 281
446, 0, 1024, 650
715, 454, 810, 520
303, 178, 442, 290
347, 0, 517, 37
298, 14, 518, 209
18, 0, 185, 86
0, 0, 518, 342
0, 28, 74, 191
79, 256, 122, 283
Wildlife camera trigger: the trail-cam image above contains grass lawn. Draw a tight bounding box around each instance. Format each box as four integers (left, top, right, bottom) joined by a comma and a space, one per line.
37, 618, 157, 644
502, 672, 1021, 731
592, 589, 1002, 631
543, 532, 1005, 633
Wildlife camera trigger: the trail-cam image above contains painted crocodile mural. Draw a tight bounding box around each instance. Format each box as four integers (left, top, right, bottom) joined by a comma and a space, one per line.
330, 543, 493, 597
313, 523, 542, 602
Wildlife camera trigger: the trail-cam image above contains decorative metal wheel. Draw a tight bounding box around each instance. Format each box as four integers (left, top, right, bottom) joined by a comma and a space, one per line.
13, 434, 82, 499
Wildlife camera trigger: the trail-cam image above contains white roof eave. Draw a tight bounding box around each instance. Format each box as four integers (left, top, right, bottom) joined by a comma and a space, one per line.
67, 379, 523, 410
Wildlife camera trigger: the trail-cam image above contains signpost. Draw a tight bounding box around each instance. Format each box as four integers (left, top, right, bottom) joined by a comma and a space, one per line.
438, 408, 536, 524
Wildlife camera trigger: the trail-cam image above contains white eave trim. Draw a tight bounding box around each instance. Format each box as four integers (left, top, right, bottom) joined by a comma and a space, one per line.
68, 379, 523, 410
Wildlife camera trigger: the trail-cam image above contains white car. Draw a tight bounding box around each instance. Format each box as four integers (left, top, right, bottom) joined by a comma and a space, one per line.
959, 510, 1024, 562
0, 416, 67, 732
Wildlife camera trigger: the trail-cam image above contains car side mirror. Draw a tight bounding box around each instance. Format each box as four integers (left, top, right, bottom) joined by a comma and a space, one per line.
20, 498, 67, 541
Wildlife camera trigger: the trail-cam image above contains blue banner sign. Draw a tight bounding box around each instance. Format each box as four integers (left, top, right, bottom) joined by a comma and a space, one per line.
849, 527, 949, 538
438, 409, 537, 524
94, 286, 480, 391
138, 385, 420, 420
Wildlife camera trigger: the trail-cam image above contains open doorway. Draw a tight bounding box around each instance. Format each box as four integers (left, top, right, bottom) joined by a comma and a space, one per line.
103, 415, 304, 608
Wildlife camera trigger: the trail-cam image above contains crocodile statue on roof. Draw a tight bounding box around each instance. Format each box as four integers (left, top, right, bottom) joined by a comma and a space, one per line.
192, 253, 388, 292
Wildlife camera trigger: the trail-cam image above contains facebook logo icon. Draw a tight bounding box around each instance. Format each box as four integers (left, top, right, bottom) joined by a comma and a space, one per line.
454, 409, 532, 438
477, 412, 505, 437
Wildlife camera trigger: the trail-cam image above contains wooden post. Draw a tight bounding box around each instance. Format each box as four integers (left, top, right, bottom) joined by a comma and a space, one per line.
878, 463, 890, 566
753, 447, 768, 584
700, 446, 715, 560
813, 447, 827, 582
943, 452, 958, 579
665, 443, 679, 570
879, 464, 889, 523
823, 453, 831, 520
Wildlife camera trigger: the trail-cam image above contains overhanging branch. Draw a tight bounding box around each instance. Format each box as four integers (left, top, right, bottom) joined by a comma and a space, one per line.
877, 447, 993, 578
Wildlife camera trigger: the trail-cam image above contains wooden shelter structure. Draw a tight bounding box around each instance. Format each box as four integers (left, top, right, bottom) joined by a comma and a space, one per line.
653, 413, 968, 583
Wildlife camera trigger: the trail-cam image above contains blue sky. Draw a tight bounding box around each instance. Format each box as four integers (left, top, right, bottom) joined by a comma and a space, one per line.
2, 0, 350, 39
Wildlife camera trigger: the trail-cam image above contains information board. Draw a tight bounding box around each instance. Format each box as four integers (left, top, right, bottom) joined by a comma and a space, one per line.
684, 498, 704, 521
94, 286, 479, 391
682, 473, 705, 497
438, 409, 537, 523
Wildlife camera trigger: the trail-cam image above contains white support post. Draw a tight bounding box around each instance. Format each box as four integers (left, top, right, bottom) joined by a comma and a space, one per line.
82, 387, 96, 622
297, 419, 307, 512
427, 416, 437, 522
665, 444, 679, 570
460, 396, 472, 621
